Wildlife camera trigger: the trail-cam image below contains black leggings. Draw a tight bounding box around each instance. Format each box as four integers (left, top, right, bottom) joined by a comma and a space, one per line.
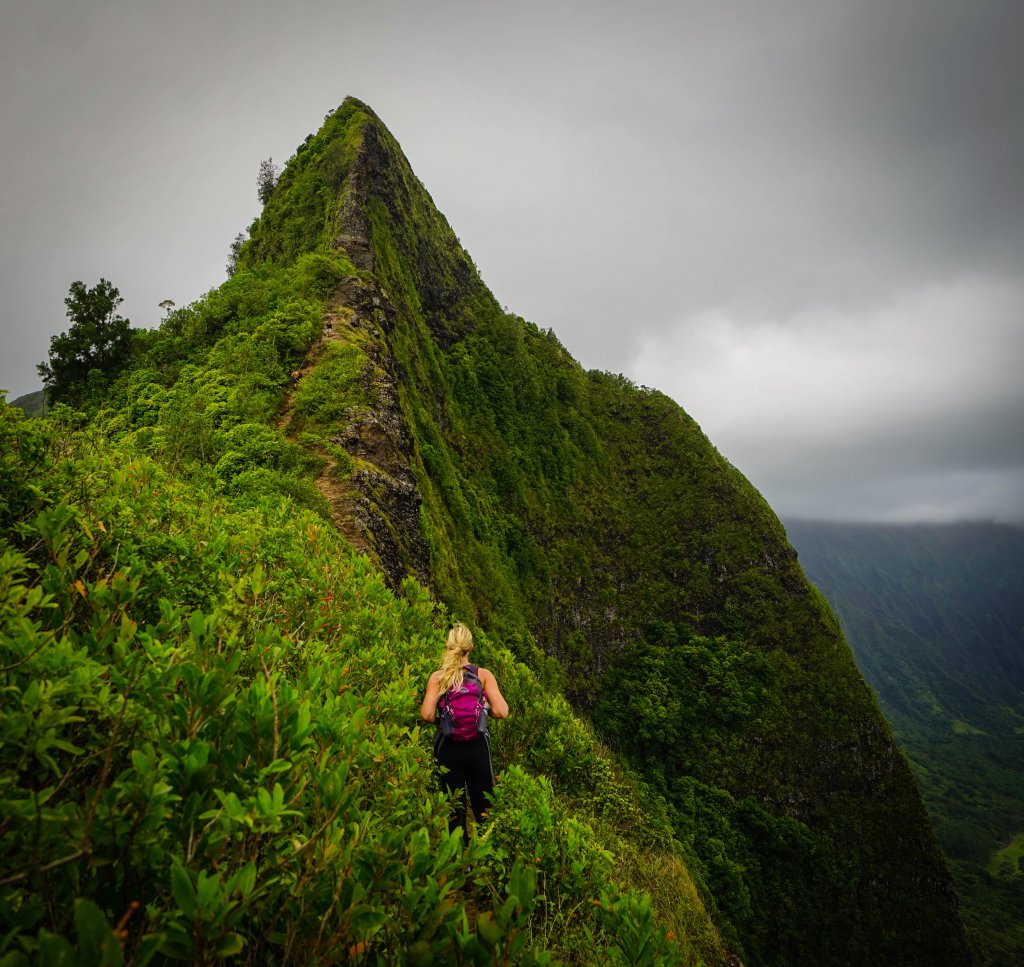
434, 733, 494, 837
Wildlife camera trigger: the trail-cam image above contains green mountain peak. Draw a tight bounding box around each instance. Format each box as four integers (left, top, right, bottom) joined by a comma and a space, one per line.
1, 100, 974, 965
243, 101, 971, 963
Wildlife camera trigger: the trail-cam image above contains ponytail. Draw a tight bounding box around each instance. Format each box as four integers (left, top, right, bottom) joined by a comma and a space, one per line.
437, 623, 474, 693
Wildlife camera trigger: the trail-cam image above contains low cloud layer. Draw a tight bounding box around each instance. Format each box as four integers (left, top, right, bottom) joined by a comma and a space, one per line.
630, 277, 1024, 521
2, 0, 1022, 522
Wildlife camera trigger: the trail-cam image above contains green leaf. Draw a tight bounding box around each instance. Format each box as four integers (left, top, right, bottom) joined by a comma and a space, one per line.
476, 912, 500, 950
351, 909, 387, 932
73, 899, 109, 953
36, 931, 76, 965
217, 934, 245, 957
170, 862, 196, 919
188, 612, 206, 640
257, 758, 292, 778
249, 566, 265, 597
232, 861, 257, 897
73, 899, 124, 966
196, 870, 222, 915
0, 951, 30, 967
133, 934, 166, 967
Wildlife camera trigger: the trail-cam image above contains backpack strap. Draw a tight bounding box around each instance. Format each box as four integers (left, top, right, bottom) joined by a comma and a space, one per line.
466, 666, 487, 705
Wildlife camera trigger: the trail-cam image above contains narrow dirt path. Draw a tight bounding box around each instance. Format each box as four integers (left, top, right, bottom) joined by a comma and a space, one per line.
275, 289, 371, 556
274, 292, 351, 432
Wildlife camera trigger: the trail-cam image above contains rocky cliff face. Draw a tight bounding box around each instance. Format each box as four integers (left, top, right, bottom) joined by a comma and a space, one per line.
243, 98, 971, 965
275, 269, 428, 589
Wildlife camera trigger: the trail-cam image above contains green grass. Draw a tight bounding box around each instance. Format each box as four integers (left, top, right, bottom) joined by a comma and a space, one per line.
953, 718, 987, 735
987, 833, 1024, 878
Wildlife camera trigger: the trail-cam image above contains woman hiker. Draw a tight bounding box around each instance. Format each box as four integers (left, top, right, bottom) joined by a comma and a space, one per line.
420, 622, 509, 837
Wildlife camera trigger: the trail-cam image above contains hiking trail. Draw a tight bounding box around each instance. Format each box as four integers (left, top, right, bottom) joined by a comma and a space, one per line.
275, 287, 371, 557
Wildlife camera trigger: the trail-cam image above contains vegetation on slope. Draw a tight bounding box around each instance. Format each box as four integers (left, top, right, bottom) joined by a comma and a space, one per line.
2, 95, 973, 964
0, 398, 725, 964
2, 116, 726, 958
294, 100, 968, 965
8, 390, 48, 419
785, 519, 1024, 965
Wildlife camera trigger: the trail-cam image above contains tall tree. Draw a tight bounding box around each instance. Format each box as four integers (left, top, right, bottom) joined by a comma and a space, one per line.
38, 279, 132, 405
226, 232, 246, 277
257, 158, 279, 205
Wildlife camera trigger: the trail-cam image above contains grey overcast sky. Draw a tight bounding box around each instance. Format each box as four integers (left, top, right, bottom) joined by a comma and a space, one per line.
2, 0, 1022, 524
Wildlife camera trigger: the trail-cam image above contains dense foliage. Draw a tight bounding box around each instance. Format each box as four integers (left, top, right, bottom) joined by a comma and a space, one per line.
786, 519, 1024, 965
321, 101, 969, 965
38, 280, 134, 407
0, 96, 974, 964
0, 400, 723, 965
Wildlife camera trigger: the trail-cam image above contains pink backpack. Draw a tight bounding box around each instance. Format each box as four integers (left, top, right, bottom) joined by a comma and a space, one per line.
438, 665, 488, 741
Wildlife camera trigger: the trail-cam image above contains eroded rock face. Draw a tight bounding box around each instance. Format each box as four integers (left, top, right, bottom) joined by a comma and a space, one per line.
333, 233, 373, 272
331, 126, 375, 272
317, 275, 429, 589
350, 464, 428, 588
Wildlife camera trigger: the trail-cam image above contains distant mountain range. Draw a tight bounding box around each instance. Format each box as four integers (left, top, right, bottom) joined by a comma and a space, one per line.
8, 388, 46, 417
785, 519, 1024, 964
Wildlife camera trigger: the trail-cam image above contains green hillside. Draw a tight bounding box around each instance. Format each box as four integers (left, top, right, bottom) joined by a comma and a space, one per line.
785, 519, 1024, 964
1, 98, 970, 964
8, 389, 47, 418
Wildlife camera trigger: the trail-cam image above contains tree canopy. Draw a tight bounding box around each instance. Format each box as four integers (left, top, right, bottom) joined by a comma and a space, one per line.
38, 278, 133, 405
257, 157, 280, 205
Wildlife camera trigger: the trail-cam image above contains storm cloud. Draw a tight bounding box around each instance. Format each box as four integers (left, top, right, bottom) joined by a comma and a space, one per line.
1, 0, 1021, 522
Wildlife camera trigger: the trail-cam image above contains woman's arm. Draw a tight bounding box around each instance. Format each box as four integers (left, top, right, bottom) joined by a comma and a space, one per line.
420, 671, 442, 723
480, 669, 509, 719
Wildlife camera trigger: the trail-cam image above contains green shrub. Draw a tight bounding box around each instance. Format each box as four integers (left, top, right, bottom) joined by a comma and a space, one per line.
0, 403, 723, 964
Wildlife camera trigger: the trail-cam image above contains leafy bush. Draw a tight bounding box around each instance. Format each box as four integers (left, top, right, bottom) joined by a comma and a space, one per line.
7, 92, 968, 965
0, 402, 724, 964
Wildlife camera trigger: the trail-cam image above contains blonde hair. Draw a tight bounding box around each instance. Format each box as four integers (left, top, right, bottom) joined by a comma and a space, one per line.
437, 623, 474, 693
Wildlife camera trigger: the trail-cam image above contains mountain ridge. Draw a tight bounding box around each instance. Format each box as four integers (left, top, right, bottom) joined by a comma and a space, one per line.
1, 97, 972, 964
234, 97, 968, 963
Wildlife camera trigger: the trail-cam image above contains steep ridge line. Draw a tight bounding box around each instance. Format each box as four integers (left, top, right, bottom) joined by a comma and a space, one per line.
274, 273, 429, 588
250, 98, 972, 963
275, 284, 370, 558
